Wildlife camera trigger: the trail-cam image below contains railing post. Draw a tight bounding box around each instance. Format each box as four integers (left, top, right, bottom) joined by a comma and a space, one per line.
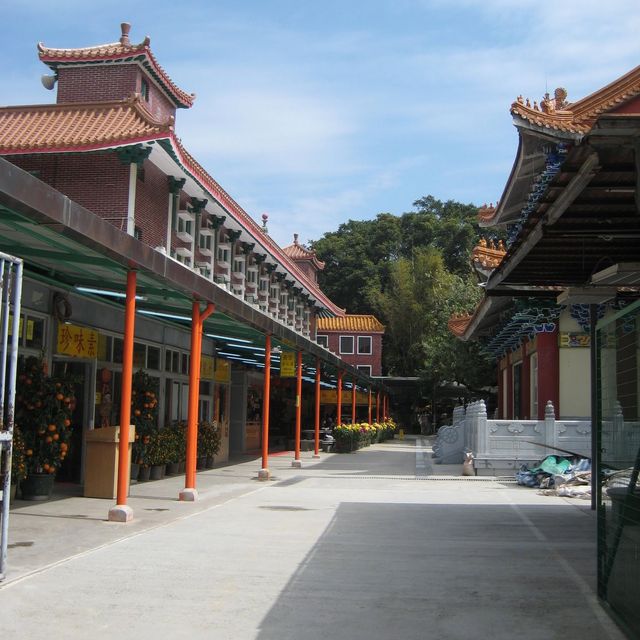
545, 400, 556, 452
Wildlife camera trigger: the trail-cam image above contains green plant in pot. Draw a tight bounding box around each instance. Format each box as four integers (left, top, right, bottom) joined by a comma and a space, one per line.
198, 421, 221, 468
15, 356, 76, 500
130, 369, 159, 479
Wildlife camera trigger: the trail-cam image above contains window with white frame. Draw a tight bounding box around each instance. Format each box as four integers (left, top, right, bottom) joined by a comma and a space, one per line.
339, 335, 354, 354
316, 334, 328, 347
357, 336, 372, 354
357, 365, 372, 376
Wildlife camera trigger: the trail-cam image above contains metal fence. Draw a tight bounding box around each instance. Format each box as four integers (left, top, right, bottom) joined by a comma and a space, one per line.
0, 252, 23, 580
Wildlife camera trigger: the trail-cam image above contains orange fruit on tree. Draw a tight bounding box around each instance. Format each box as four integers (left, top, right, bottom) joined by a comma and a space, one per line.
53, 433, 59, 441
48, 424, 56, 431
43, 463, 50, 471
63, 419, 71, 427
48, 466, 56, 473
45, 436, 53, 443
60, 443, 68, 452
56, 393, 64, 400
26, 449, 33, 456
134, 409, 141, 416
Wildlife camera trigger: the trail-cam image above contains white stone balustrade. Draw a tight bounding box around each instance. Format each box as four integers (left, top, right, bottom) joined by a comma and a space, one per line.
432, 404, 467, 464
463, 400, 591, 476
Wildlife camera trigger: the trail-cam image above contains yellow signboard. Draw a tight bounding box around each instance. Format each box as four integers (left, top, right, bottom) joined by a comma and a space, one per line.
56, 323, 98, 358
214, 358, 231, 383
559, 332, 590, 348
201, 355, 215, 380
280, 351, 296, 377
320, 390, 370, 405
7, 316, 34, 341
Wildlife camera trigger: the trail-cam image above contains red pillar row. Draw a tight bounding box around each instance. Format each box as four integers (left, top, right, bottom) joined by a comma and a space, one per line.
109, 269, 137, 522
336, 369, 343, 425
294, 351, 302, 463
259, 334, 272, 479
536, 329, 560, 419
351, 376, 357, 424
314, 358, 321, 457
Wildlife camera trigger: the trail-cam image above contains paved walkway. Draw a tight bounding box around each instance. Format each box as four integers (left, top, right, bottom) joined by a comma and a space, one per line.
0, 436, 627, 640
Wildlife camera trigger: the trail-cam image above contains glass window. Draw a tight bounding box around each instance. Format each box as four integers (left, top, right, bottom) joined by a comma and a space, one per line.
181, 353, 189, 375
147, 346, 161, 370
357, 365, 372, 376
98, 334, 112, 361
339, 336, 354, 354
317, 334, 328, 348
113, 337, 123, 364
133, 342, 146, 368
25, 316, 45, 350
357, 336, 372, 354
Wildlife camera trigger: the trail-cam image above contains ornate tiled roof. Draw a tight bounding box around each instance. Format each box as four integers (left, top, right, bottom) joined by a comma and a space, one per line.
38, 23, 195, 109
472, 237, 506, 271
478, 203, 497, 224
283, 234, 325, 270
0, 95, 345, 316
0, 96, 171, 154
317, 315, 385, 333
510, 64, 640, 135
447, 313, 473, 338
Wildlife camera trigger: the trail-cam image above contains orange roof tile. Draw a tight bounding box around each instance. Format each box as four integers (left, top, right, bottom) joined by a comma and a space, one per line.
510, 65, 640, 136
0, 97, 171, 154
472, 237, 506, 271
0, 96, 345, 316
478, 203, 497, 224
282, 234, 325, 270
447, 313, 473, 338
38, 24, 195, 109
317, 315, 385, 333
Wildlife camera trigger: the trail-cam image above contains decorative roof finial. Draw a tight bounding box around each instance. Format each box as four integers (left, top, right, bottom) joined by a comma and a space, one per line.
293, 233, 299, 245
120, 22, 131, 46
260, 213, 269, 234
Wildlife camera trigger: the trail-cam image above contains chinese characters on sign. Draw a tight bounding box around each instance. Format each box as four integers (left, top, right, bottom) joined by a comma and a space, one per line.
56, 323, 98, 358
280, 351, 296, 377
558, 332, 591, 348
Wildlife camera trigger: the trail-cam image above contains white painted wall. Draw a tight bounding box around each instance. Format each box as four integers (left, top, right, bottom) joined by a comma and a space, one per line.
559, 311, 590, 418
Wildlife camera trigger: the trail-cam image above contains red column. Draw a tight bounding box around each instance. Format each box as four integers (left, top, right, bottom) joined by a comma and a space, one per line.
376, 390, 380, 422
294, 351, 302, 464
506, 354, 513, 420
351, 376, 357, 423
181, 301, 214, 501
336, 370, 343, 425
368, 388, 372, 424
259, 334, 272, 479
536, 329, 559, 419
109, 269, 136, 522
521, 341, 531, 419
314, 357, 321, 457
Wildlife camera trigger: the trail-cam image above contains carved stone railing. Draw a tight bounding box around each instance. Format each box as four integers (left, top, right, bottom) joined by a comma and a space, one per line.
601, 401, 640, 468
432, 405, 466, 464
465, 400, 591, 476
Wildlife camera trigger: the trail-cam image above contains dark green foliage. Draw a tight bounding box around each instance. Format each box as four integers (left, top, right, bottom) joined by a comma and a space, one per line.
310, 195, 497, 392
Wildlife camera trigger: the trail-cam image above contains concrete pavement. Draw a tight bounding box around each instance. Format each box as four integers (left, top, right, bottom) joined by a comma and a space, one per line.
0, 436, 628, 640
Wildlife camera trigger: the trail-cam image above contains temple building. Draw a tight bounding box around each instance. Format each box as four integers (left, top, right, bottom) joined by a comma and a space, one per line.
0, 23, 389, 524
451, 64, 640, 635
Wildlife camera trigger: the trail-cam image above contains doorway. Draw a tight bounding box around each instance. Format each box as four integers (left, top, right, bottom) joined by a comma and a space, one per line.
51, 359, 94, 483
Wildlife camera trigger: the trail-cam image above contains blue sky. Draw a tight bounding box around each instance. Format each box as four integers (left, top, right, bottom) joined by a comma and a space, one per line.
2, 1, 639, 247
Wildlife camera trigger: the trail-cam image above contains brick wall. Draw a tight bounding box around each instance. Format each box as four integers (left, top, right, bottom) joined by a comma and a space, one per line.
56, 64, 177, 122
135, 160, 169, 248
319, 331, 383, 376
7, 152, 130, 231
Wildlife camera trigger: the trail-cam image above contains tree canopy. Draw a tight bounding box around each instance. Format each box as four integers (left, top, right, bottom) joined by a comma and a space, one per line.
309, 195, 496, 394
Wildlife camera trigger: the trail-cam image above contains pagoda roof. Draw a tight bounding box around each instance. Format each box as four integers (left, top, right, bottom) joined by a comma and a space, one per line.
510, 64, 640, 136
282, 234, 325, 270
317, 315, 385, 333
0, 96, 171, 154
471, 237, 506, 276
481, 63, 640, 227
0, 97, 345, 317
38, 23, 195, 109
